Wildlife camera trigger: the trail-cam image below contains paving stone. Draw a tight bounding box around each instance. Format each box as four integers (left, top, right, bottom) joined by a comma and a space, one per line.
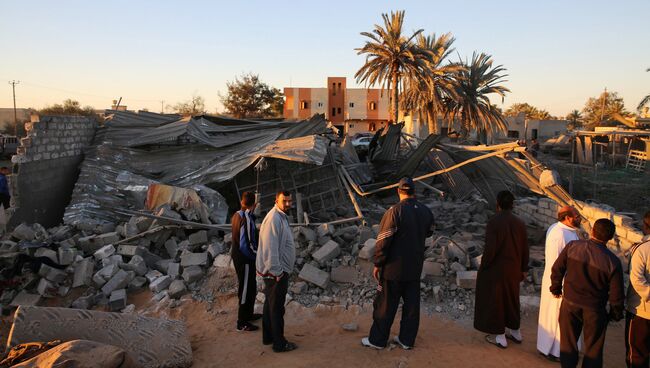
330, 265, 358, 284
10, 291, 41, 307
101, 269, 131, 296
12, 223, 35, 241
149, 275, 172, 293
188, 231, 208, 246
456, 270, 477, 289
168, 280, 187, 299
7, 306, 193, 368
34, 248, 57, 263
109, 289, 127, 311
93, 272, 107, 288
38, 264, 67, 283
312, 240, 341, 264
358, 239, 376, 261
181, 266, 203, 283
180, 252, 209, 267
298, 263, 330, 289
93, 244, 116, 260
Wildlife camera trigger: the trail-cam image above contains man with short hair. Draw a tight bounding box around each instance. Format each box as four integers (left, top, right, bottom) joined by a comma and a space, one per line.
256, 191, 297, 353
361, 177, 434, 350
474, 190, 529, 348
551, 218, 625, 368
538, 206, 582, 361
625, 211, 650, 368
231, 191, 261, 332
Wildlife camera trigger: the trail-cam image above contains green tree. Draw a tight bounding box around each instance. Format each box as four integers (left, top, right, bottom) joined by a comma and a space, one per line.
40, 99, 97, 117
444, 52, 510, 139
355, 10, 424, 124
566, 109, 583, 130
220, 73, 284, 118
504, 102, 552, 120
638, 68, 650, 114
581, 90, 629, 126
169, 95, 206, 116
400, 32, 462, 134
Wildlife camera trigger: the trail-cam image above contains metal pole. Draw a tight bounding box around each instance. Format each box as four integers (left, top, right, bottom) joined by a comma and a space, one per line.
9, 80, 20, 136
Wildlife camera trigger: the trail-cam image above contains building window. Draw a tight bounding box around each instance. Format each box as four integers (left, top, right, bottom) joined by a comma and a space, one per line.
337, 107, 341, 114
300, 100, 308, 109
507, 130, 520, 138
369, 122, 376, 131
332, 107, 336, 116
369, 101, 377, 110
337, 82, 342, 92
349, 124, 354, 128
318, 102, 323, 107
332, 83, 336, 96
349, 102, 354, 108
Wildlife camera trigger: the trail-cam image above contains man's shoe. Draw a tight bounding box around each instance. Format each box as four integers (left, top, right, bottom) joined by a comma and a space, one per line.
485, 335, 507, 349
539, 352, 560, 363
236, 321, 259, 332
249, 313, 263, 322
272, 341, 297, 353
361, 337, 384, 350
393, 336, 413, 350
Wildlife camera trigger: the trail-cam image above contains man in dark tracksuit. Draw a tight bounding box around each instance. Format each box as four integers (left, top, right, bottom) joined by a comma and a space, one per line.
231, 191, 261, 331
550, 218, 625, 368
362, 177, 434, 350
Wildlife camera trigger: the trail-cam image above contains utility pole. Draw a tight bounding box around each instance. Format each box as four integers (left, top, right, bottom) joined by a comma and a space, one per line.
8, 80, 20, 136
160, 100, 164, 114
599, 87, 607, 123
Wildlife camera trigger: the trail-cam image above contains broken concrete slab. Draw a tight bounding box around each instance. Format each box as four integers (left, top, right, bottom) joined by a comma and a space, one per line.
180, 252, 209, 267
10, 291, 41, 307
7, 306, 192, 368
298, 263, 329, 289
168, 280, 187, 299
150, 275, 172, 293
330, 265, 358, 284
121, 255, 148, 276
312, 240, 341, 264
117, 244, 145, 258
38, 264, 67, 283
12, 223, 36, 241
188, 231, 208, 246
34, 247, 58, 263
181, 266, 203, 283
165, 238, 180, 259
358, 239, 376, 261
101, 269, 131, 296
36, 278, 56, 297
101, 254, 123, 268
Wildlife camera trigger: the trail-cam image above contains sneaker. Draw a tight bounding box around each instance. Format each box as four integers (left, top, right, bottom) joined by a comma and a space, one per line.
272, 341, 297, 353
393, 336, 413, 350
361, 337, 384, 350
236, 321, 259, 332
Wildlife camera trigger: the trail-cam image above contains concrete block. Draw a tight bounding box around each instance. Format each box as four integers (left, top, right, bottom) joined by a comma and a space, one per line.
36, 279, 56, 297
117, 244, 145, 258
298, 263, 329, 288
188, 231, 208, 246
101, 269, 131, 296
70, 295, 95, 310
121, 255, 148, 276
180, 252, 209, 267
134, 216, 154, 232
312, 240, 341, 264
330, 265, 358, 284
613, 214, 634, 227
10, 291, 41, 307
358, 226, 374, 245
57, 247, 76, 266
298, 227, 317, 242
144, 270, 163, 283
456, 270, 477, 289
93, 273, 107, 288
78, 235, 102, 254
149, 275, 172, 293
96, 232, 120, 245
7, 306, 192, 368
207, 242, 225, 258
213, 254, 233, 269
167, 262, 180, 279
128, 276, 147, 291
38, 264, 67, 283
358, 239, 376, 261
12, 223, 35, 241
109, 289, 127, 311
139, 248, 162, 269
101, 254, 123, 268
422, 261, 444, 277
317, 223, 332, 238
164, 238, 179, 259
168, 280, 187, 299
34, 247, 57, 263
182, 266, 203, 283
94, 244, 116, 260
96, 263, 119, 280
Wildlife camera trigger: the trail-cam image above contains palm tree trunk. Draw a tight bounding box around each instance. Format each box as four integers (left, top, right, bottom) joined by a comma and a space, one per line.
392, 71, 399, 124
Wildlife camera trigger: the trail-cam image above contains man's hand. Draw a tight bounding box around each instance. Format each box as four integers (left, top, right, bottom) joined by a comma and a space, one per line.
372, 267, 380, 282
275, 272, 284, 282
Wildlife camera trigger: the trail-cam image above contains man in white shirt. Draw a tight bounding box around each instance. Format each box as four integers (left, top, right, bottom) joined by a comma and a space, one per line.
537, 205, 582, 361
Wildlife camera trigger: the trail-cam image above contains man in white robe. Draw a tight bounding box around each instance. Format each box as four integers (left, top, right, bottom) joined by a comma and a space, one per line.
537, 205, 582, 361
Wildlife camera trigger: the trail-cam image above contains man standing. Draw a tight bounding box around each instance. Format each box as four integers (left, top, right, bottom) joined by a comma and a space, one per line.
538, 206, 582, 361
231, 191, 261, 332
625, 211, 650, 368
550, 219, 624, 368
474, 190, 529, 348
256, 191, 297, 353
361, 177, 434, 350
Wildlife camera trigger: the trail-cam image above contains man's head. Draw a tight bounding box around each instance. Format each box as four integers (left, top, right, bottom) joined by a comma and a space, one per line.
275, 191, 292, 213
590, 218, 616, 244
240, 191, 256, 211
558, 206, 581, 228
496, 190, 514, 211
643, 211, 650, 236
0, 167, 8, 175
397, 177, 415, 200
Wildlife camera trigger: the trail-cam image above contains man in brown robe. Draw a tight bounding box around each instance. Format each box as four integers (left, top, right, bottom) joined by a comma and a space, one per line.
474, 190, 529, 348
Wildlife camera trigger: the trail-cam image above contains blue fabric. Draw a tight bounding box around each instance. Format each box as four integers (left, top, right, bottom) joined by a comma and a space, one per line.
237, 210, 257, 261
0, 174, 9, 195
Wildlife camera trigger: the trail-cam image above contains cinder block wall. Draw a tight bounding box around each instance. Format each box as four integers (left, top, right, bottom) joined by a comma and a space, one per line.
8, 116, 97, 228
515, 196, 645, 259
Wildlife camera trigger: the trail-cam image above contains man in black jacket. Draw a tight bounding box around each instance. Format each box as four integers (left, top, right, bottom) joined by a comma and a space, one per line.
361, 177, 434, 350
550, 218, 625, 368
231, 191, 261, 332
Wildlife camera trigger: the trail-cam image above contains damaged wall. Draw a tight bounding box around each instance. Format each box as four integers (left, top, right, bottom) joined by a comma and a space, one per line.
9, 116, 97, 228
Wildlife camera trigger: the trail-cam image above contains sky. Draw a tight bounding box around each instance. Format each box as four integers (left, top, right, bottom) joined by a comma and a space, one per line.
1, 0, 649, 117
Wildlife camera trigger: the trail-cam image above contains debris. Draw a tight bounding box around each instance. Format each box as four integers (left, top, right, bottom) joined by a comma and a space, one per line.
456, 271, 477, 289
312, 240, 341, 264
298, 264, 330, 289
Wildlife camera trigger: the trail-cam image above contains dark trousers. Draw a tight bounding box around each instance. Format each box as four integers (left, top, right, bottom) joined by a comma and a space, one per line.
262, 274, 288, 349
369, 278, 420, 347
626, 312, 650, 368
0, 194, 9, 209
232, 257, 257, 323
559, 301, 608, 368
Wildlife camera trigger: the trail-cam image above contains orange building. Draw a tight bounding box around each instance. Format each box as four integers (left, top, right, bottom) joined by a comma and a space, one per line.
284, 77, 390, 136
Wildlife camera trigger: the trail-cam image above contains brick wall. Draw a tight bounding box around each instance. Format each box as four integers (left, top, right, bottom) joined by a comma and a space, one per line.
515, 196, 645, 257
8, 116, 97, 228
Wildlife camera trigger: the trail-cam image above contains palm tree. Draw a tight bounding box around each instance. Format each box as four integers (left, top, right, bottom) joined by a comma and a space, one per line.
400, 32, 462, 135
444, 52, 510, 139
566, 109, 582, 130
355, 10, 424, 123
638, 68, 650, 114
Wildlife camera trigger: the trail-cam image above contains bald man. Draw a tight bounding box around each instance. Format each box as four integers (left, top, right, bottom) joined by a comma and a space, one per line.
537, 206, 582, 361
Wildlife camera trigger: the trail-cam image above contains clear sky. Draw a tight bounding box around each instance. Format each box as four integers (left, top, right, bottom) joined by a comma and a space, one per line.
1, 0, 648, 117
